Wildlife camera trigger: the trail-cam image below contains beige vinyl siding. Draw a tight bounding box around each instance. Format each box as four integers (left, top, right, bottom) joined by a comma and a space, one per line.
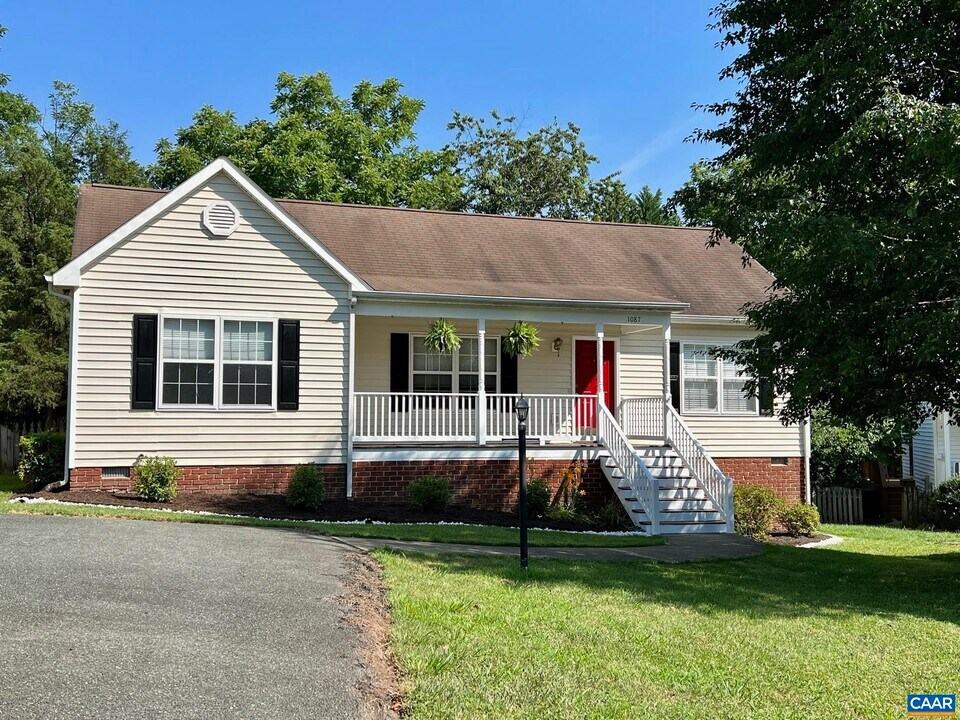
669, 324, 802, 457
73, 172, 349, 467
354, 317, 801, 458
354, 318, 623, 396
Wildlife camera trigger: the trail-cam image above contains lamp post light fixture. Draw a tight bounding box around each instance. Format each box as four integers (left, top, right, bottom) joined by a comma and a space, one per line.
514, 394, 530, 570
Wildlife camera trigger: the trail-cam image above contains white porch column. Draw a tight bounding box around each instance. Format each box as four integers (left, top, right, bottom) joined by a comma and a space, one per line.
662, 320, 672, 447
477, 318, 487, 446
596, 323, 605, 410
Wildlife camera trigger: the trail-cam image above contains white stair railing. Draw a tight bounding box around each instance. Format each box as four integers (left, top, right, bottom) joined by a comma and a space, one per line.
597, 403, 660, 534
665, 405, 734, 532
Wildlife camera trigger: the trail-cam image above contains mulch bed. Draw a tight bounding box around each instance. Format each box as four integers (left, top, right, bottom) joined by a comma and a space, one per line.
765, 532, 833, 547
18, 489, 605, 532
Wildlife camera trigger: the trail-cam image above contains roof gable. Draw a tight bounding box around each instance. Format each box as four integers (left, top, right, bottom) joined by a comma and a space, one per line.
53, 158, 370, 291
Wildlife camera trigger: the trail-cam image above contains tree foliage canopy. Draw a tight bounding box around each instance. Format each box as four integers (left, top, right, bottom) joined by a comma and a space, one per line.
151, 72, 463, 209
674, 0, 960, 429
0, 26, 145, 422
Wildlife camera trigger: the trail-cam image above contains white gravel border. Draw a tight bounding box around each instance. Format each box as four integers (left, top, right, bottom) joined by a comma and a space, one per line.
7, 496, 650, 537
797, 533, 844, 548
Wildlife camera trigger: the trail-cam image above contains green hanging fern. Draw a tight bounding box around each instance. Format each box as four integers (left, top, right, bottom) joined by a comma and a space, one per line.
423, 318, 462, 354
503, 320, 541, 359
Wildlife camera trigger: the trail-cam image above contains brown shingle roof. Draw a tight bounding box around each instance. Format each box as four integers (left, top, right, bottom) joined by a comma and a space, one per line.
71, 184, 772, 316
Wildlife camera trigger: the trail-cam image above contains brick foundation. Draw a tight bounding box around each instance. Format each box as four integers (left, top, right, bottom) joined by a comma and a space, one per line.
68, 456, 804, 509
69, 464, 347, 499
715, 457, 806, 502
351, 458, 613, 512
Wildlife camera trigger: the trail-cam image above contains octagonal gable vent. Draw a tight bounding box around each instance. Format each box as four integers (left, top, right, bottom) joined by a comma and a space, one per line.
202, 201, 240, 237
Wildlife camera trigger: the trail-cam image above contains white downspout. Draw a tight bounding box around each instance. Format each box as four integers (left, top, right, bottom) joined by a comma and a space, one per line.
944, 411, 952, 486
43, 275, 74, 492
802, 417, 812, 504
346, 295, 357, 498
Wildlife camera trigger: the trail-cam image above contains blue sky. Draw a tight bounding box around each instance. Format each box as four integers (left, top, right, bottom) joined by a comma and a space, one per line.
3, 1, 731, 195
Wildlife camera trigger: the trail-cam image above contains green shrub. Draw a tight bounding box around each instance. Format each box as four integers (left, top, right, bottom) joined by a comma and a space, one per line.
132, 455, 180, 502
733, 484, 779, 538
408, 476, 452, 512
776, 502, 821, 537
595, 499, 630, 530
17, 431, 66, 491
520, 478, 551, 519
930, 476, 960, 531
286, 464, 326, 510
544, 505, 589, 523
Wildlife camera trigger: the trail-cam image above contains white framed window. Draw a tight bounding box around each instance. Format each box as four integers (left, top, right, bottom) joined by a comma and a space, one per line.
681, 342, 758, 416
158, 315, 277, 410
410, 335, 500, 393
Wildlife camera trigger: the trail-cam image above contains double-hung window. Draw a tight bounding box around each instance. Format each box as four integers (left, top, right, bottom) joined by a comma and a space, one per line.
159, 316, 276, 409
411, 335, 499, 393
681, 342, 758, 415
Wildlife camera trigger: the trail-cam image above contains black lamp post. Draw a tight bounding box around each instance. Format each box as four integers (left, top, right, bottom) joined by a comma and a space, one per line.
514, 394, 530, 570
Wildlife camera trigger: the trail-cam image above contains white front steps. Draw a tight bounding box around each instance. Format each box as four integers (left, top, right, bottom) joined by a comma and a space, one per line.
600, 448, 730, 535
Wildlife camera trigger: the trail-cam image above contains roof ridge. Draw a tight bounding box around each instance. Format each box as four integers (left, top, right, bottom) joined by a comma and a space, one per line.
82, 183, 710, 232
86, 183, 167, 193
276, 196, 711, 231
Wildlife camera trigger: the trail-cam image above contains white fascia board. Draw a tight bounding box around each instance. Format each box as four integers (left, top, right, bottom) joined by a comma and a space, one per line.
671, 314, 749, 326
51, 158, 371, 292
353, 290, 686, 326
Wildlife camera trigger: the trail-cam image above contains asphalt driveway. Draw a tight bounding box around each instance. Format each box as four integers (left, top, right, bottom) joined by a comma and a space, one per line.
0, 514, 367, 719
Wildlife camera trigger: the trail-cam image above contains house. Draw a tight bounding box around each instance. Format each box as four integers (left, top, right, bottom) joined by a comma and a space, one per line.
49, 158, 811, 534
904, 414, 957, 490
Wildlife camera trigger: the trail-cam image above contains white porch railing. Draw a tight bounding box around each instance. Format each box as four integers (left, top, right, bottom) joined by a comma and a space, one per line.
353, 392, 598, 444
665, 404, 734, 532
354, 393, 477, 442
618, 397, 665, 439
484, 393, 597, 442
597, 403, 660, 533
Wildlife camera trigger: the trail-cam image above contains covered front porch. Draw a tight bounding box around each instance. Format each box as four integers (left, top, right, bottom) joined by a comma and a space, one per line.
347, 293, 735, 534
349, 292, 677, 447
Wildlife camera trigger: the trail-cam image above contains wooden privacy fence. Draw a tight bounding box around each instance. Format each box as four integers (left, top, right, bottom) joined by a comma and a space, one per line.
813, 486, 864, 524
0, 421, 62, 474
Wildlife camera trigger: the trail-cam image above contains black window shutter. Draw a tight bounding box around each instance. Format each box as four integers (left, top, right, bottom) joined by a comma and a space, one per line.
758, 378, 775, 416
390, 334, 410, 392
669, 341, 680, 411
131, 314, 158, 410
501, 346, 519, 394
278, 319, 300, 411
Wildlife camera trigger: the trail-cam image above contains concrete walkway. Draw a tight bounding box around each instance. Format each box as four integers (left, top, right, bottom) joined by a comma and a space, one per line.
336, 532, 763, 562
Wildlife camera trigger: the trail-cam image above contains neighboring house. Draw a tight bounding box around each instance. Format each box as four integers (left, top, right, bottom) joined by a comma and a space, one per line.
49, 158, 810, 534
903, 413, 958, 490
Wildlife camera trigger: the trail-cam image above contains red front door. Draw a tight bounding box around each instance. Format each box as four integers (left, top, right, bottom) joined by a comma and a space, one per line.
575, 340, 616, 425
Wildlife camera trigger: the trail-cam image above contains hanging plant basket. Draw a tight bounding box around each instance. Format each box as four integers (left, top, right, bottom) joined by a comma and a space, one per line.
423, 318, 462, 354
503, 320, 541, 359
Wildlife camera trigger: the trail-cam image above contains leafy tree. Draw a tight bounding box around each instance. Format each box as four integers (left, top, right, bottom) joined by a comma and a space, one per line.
673, 0, 960, 430
151, 72, 462, 209
810, 411, 911, 488
0, 26, 145, 423
587, 178, 680, 225
448, 110, 604, 218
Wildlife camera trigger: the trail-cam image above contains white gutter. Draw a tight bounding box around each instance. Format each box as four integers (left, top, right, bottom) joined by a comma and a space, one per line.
353, 289, 688, 313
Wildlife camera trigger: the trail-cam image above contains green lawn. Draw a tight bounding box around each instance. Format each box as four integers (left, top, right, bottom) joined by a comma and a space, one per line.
0, 491, 662, 548
0, 474, 22, 493
377, 524, 960, 719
